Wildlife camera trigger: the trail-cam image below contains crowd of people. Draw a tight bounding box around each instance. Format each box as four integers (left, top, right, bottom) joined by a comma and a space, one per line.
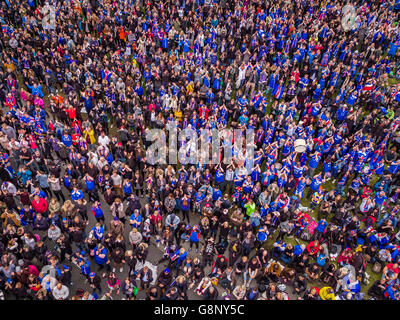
0, 0, 400, 300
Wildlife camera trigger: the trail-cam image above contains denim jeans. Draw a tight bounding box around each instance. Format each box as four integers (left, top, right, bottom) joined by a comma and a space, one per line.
243, 271, 248, 284
377, 214, 398, 228
337, 184, 345, 196
75, 241, 89, 254
332, 168, 339, 179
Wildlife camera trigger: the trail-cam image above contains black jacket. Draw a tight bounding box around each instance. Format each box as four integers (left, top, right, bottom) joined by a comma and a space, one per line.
293, 276, 307, 291
157, 271, 173, 286
88, 274, 102, 289
137, 268, 153, 283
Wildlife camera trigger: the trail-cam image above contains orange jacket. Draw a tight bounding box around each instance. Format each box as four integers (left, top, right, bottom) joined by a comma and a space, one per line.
119, 27, 126, 40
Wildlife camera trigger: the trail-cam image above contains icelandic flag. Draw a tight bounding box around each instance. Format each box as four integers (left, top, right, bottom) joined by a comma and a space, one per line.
392, 88, 400, 102
362, 79, 375, 91
391, 117, 400, 131
101, 70, 111, 83
273, 84, 284, 100
320, 112, 331, 126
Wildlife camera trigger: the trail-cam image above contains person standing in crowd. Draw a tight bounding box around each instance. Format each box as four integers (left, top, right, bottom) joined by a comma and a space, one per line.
0, 0, 399, 301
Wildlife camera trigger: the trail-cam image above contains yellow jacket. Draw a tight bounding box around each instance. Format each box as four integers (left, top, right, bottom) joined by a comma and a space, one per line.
1, 212, 21, 227
186, 84, 193, 95
4, 62, 15, 72
319, 287, 336, 300
84, 129, 96, 144
174, 109, 183, 122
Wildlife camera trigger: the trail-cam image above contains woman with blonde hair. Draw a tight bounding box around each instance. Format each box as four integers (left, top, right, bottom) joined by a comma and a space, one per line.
125, 250, 137, 277
176, 275, 189, 300
135, 242, 149, 265
168, 247, 187, 277
35, 287, 49, 300
110, 197, 125, 224
165, 165, 176, 179
156, 168, 164, 178
7, 239, 18, 254
232, 284, 246, 300
200, 216, 210, 240
61, 200, 75, 218
48, 197, 60, 216
276, 291, 289, 300
81, 291, 94, 300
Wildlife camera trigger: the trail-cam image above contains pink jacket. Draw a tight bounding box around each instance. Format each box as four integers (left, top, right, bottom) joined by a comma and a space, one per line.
34, 97, 44, 108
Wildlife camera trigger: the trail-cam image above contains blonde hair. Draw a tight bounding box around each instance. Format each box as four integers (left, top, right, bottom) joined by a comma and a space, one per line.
62, 200, 74, 216
176, 275, 186, 282
125, 250, 133, 257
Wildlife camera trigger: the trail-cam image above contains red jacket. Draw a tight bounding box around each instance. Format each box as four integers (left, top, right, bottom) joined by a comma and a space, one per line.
32, 198, 48, 214
337, 248, 353, 264
66, 107, 76, 119
150, 213, 162, 226
306, 240, 320, 256
198, 106, 209, 119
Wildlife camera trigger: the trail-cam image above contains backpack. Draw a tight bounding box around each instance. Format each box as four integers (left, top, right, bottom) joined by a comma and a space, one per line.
216, 241, 227, 255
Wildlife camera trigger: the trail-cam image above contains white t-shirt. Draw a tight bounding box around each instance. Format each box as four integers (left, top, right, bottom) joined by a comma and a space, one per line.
98, 135, 110, 147
225, 169, 234, 181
